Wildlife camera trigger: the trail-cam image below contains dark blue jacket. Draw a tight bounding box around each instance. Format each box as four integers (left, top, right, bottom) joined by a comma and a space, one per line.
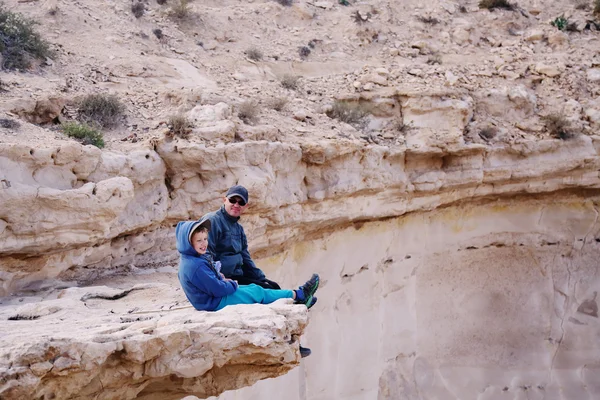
176, 220, 238, 311
204, 206, 265, 280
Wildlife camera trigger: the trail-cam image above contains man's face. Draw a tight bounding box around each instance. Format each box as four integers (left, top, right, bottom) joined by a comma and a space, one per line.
191, 229, 208, 255
224, 196, 248, 218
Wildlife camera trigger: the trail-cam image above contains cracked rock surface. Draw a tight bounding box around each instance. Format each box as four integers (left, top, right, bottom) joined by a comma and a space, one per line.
0, 282, 307, 400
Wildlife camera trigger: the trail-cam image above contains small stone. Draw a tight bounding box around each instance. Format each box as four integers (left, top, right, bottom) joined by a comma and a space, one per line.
408, 69, 424, 77
293, 110, 308, 121
445, 70, 459, 86
524, 30, 544, 42
363, 83, 374, 91
452, 28, 470, 45
535, 63, 562, 78
547, 31, 568, 46
389, 48, 400, 56
374, 67, 390, 76
313, 1, 333, 9
353, 81, 362, 89
586, 68, 600, 83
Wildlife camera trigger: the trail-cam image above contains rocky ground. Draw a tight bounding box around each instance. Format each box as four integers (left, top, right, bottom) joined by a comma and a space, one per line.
1, 0, 599, 150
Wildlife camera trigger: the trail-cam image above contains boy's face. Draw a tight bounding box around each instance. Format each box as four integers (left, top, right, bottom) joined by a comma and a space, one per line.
191, 230, 208, 255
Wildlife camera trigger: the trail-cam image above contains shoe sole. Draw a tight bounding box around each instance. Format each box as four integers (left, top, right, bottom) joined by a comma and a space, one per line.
304, 275, 319, 307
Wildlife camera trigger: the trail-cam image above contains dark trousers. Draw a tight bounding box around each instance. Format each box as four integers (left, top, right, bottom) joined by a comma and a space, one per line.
233, 276, 281, 290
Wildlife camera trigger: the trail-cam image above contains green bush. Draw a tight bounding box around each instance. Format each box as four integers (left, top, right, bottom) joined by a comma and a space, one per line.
0, 4, 52, 70
62, 122, 105, 148
78, 93, 125, 129
551, 16, 568, 31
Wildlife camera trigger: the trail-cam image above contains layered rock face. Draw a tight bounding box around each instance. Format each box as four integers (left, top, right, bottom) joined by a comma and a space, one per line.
219, 192, 600, 400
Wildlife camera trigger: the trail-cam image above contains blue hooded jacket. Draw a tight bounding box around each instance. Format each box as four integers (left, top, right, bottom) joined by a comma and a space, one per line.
204, 206, 265, 280
176, 220, 238, 311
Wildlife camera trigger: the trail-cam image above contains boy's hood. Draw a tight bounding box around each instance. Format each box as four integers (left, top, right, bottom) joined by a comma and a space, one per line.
176, 220, 200, 256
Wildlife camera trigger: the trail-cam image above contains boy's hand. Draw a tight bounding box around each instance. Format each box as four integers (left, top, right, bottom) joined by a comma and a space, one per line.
220, 273, 226, 279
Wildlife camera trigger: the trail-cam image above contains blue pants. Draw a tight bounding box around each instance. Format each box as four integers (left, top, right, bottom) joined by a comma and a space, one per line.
216, 284, 293, 310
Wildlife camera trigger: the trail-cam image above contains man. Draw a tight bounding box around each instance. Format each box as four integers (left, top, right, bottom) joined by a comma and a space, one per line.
204, 185, 280, 289
204, 185, 316, 357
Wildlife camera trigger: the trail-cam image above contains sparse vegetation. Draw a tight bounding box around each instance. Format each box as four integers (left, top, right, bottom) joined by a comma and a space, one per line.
62, 122, 105, 148
478, 0, 516, 11
157, 0, 168, 4
0, 5, 53, 70
417, 16, 440, 24
339, 0, 350, 5
269, 97, 288, 111
153, 28, 163, 39
307, 39, 318, 48
595, 0, 600, 14
238, 101, 260, 124
326, 101, 370, 129
551, 16, 568, 31
77, 93, 125, 129
543, 115, 577, 140
246, 47, 263, 61
479, 126, 498, 140
427, 53, 442, 65
167, 114, 192, 138
132, 2, 145, 18
170, 0, 190, 19
458, 4, 468, 12
48, 6, 59, 16
281, 74, 299, 90
275, 0, 293, 6
0, 118, 20, 129
298, 46, 311, 59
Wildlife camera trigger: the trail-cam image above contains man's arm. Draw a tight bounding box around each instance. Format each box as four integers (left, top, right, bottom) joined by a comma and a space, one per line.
240, 229, 266, 279
207, 214, 220, 257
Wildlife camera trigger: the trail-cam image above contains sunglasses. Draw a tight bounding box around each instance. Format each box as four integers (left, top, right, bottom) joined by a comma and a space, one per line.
228, 197, 247, 206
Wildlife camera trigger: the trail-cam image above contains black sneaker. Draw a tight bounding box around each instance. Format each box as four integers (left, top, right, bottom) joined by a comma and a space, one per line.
308, 296, 317, 309
295, 273, 319, 307
300, 345, 312, 358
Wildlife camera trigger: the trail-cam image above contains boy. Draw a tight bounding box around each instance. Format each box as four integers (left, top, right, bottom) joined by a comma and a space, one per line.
177, 216, 319, 311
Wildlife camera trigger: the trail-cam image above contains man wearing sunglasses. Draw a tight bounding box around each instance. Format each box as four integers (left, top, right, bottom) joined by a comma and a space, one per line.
204, 185, 280, 289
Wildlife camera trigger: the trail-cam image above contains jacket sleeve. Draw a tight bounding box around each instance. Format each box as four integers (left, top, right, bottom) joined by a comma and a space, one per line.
192, 262, 238, 297
240, 229, 266, 279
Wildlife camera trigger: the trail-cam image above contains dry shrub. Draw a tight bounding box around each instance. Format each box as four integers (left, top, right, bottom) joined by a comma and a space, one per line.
417, 16, 440, 24
543, 114, 577, 140
269, 97, 288, 111
170, 0, 190, 19
131, 2, 145, 18
152, 28, 163, 39
246, 47, 263, 61
595, 0, 600, 14
238, 101, 260, 124
78, 93, 125, 129
479, 0, 516, 10
326, 101, 370, 129
281, 74, 299, 90
167, 114, 192, 138
0, 5, 52, 70
479, 126, 498, 140
0, 118, 20, 129
298, 46, 311, 59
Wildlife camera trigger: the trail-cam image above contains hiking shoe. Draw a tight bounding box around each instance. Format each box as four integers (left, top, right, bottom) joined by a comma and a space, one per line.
294, 273, 319, 307
308, 296, 317, 310
299, 345, 312, 358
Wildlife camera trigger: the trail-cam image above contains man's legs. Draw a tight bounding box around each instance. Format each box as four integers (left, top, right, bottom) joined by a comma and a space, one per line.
234, 275, 281, 290
216, 284, 293, 310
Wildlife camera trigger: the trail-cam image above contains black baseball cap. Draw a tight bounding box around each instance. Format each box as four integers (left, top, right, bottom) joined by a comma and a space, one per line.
226, 185, 249, 204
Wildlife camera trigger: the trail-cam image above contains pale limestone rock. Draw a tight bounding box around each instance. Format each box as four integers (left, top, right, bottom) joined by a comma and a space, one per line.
361, 73, 387, 86
444, 70, 459, 86
452, 27, 470, 45
535, 63, 562, 77
0, 284, 308, 400
547, 30, 568, 46
585, 108, 600, 127
193, 120, 237, 142
524, 30, 544, 42
587, 68, 600, 83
